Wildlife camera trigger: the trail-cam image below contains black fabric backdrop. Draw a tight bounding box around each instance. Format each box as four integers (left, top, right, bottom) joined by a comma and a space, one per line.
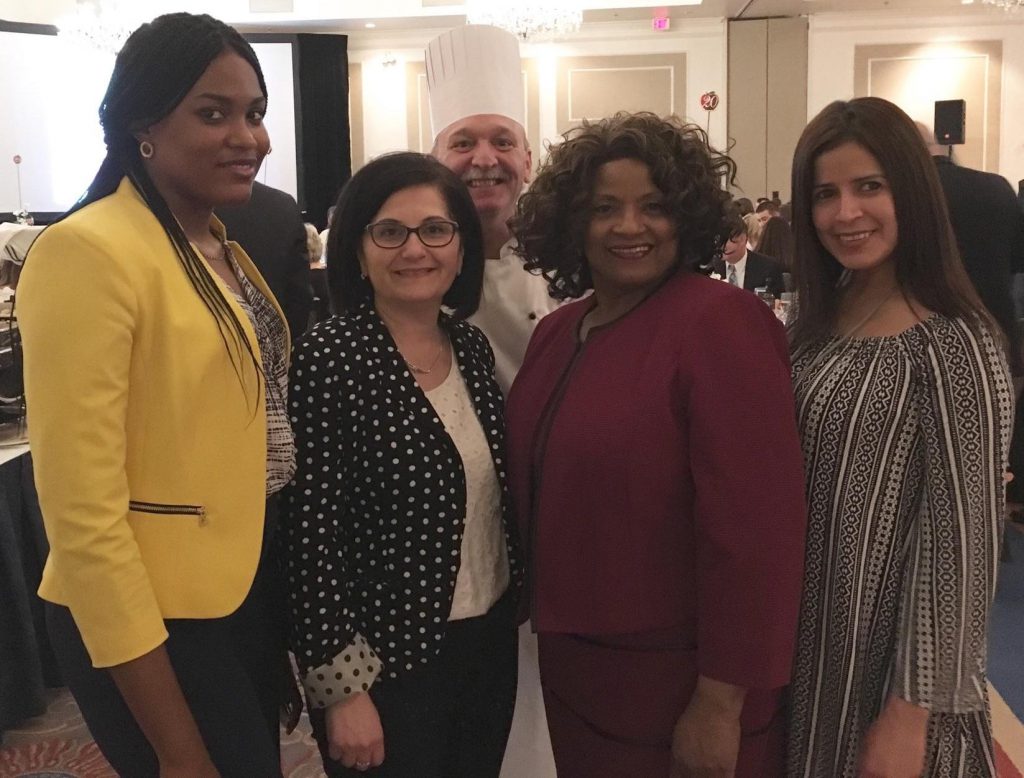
295, 34, 351, 230
0, 454, 59, 735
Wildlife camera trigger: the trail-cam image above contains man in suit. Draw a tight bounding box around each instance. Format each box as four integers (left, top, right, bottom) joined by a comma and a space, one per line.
754, 199, 779, 226
217, 181, 313, 340
918, 125, 1024, 512
712, 212, 786, 299
918, 123, 1024, 374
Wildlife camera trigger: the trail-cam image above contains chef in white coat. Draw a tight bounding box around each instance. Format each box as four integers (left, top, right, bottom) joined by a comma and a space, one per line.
426, 25, 560, 396
426, 24, 558, 778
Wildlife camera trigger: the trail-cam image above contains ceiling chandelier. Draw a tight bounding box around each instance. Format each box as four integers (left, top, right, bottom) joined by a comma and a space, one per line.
981, 0, 1023, 9
465, 1, 584, 41
57, 0, 137, 55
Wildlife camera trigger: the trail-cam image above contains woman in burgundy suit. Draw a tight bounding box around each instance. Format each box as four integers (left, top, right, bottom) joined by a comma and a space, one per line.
506, 112, 808, 777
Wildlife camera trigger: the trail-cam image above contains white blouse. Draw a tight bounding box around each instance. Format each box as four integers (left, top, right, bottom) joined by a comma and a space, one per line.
425, 356, 510, 621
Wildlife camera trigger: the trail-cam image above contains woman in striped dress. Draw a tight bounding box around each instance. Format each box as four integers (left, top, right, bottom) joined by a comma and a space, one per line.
786, 97, 1013, 777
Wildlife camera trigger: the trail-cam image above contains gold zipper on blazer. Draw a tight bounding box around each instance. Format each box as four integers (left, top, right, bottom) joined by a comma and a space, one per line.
128, 500, 208, 527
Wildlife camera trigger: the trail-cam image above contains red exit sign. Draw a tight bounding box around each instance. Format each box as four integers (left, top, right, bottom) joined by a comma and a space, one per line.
652, 17, 670, 31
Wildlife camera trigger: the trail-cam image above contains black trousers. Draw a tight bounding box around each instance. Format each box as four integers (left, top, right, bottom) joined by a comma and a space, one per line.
46, 500, 287, 778
309, 590, 518, 778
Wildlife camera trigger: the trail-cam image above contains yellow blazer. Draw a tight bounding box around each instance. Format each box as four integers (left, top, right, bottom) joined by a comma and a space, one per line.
18, 178, 288, 668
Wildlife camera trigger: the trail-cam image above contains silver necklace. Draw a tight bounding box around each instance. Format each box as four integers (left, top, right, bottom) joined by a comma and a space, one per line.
403, 339, 447, 375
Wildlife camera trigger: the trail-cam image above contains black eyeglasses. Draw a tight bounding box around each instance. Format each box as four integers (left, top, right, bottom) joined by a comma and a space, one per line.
365, 219, 459, 249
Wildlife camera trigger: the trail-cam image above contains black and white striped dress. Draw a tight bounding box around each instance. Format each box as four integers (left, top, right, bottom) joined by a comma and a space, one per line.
787, 315, 1013, 777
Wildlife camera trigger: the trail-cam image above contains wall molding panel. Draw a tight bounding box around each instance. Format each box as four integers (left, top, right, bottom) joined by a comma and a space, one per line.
854, 40, 1002, 172
556, 54, 686, 136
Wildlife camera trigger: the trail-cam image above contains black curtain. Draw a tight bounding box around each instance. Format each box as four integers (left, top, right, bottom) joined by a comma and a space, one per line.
296, 34, 351, 229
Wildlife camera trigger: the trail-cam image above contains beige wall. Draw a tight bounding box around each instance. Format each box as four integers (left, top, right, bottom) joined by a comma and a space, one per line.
853, 41, 1002, 172
727, 17, 808, 202
405, 63, 431, 154
383, 52, 690, 172
397, 54, 688, 164
346, 18, 729, 169
728, 21, 768, 200
346, 11, 1024, 189
555, 53, 686, 135
807, 13, 1024, 186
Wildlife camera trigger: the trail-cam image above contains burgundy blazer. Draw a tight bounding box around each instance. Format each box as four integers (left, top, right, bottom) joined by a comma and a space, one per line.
506, 269, 807, 690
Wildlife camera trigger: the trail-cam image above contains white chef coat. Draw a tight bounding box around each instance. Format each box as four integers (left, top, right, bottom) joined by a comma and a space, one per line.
467, 241, 560, 396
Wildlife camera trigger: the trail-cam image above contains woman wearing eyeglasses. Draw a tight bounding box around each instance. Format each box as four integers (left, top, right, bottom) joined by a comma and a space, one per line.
279, 151, 522, 777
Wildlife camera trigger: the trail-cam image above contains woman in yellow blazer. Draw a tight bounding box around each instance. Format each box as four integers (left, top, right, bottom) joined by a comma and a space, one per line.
17, 13, 293, 778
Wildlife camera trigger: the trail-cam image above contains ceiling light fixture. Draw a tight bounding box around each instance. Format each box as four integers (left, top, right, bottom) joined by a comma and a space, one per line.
465, 0, 583, 41
982, 0, 1023, 9
57, 0, 137, 55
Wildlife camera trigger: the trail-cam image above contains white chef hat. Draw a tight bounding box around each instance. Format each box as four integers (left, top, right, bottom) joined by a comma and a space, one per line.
425, 24, 525, 140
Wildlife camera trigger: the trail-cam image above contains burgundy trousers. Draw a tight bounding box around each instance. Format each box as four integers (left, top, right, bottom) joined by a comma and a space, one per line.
537, 628, 786, 778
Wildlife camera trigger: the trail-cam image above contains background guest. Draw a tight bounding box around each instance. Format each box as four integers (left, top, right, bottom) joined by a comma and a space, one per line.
756, 215, 795, 270
917, 124, 1024, 512
304, 222, 324, 265
755, 198, 779, 225
712, 211, 786, 296
281, 151, 521, 777
743, 211, 763, 250
318, 205, 336, 257
734, 196, 754, 217
507, 112, 807, 778
18, 13, 292, 777
787, 96, 1012, 778
917, 121, 1024, 374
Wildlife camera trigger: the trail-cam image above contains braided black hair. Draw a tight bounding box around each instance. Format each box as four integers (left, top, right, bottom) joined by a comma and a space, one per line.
64, 12, 267, 399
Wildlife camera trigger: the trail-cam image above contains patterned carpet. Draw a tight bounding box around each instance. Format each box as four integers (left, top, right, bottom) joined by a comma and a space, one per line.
0, 690, 326, 778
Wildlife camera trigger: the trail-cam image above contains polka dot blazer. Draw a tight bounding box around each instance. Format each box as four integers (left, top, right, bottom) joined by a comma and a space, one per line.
279, 304, 523, 699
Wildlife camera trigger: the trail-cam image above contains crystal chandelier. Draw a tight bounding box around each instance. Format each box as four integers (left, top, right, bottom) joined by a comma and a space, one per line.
58, 0, 137, 55
982, 0, 1023, 9
465, 1, 584, 41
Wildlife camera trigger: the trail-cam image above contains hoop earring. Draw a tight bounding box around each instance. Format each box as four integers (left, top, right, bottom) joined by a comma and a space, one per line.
139, 141, 154, 159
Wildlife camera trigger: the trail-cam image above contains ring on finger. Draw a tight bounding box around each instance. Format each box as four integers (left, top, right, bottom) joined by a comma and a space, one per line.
356, 760, 370, 770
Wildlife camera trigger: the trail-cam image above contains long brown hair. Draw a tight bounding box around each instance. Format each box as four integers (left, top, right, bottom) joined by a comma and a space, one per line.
788, 97, 996, 349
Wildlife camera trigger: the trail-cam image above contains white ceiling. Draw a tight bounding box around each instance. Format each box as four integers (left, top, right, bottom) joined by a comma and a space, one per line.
594, 0, 984, 20
722, 0, 981, 15
0, 0, 1004, 32
247, 1, 1009, 34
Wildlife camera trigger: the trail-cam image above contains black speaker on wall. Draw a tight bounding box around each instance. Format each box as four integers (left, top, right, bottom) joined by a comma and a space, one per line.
934, 99, 966, 146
